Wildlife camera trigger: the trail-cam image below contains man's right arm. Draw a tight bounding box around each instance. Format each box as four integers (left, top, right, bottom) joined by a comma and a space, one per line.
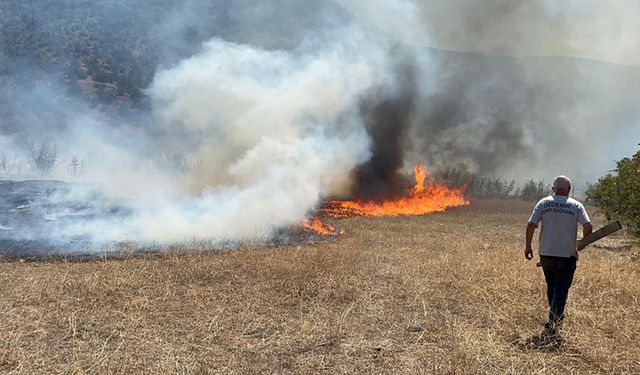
525, 201, 542, 260
525, 222, 536, 260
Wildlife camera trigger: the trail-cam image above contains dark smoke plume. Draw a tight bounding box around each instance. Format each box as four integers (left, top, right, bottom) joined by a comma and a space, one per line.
355, 55, 418, 199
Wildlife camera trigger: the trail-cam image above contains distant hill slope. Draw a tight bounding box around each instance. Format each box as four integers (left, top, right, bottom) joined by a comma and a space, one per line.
2, 0, 638, 113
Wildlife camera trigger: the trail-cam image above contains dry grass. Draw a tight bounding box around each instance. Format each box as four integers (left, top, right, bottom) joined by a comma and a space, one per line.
1, 199, 639, 374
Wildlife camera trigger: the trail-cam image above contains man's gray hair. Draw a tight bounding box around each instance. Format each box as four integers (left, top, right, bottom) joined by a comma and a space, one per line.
553, 175, 572, 190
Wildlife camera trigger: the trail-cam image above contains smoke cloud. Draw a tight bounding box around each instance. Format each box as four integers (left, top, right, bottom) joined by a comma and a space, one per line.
414, 0, 640, 66
354, 53, 419, 199
131, 28, 393, 241
1, 0, 639, 251
404, 1, 640, 183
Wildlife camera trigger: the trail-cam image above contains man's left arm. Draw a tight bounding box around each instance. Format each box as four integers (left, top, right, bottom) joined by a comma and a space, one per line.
582, 222, 593, 238
578, 203, 593, 249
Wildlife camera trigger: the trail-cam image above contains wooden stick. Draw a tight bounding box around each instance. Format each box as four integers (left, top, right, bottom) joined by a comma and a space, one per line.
577, 221, 623, 251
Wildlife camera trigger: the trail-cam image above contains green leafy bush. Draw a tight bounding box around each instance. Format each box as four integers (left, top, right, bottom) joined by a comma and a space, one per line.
518, 179, 549, 202
587, 147, 640, 234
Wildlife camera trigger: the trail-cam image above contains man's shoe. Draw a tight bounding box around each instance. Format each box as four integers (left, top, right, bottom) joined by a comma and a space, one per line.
541, 323, 563, 350
543, 322, 557, 337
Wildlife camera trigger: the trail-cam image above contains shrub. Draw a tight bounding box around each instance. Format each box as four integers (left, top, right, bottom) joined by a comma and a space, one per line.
587, 146, 640, 235
68, 154, 85, 178
153, 152, 198, 176
27, 142, 58, 176
0, 153, 19, 175
519, 179, 549, 202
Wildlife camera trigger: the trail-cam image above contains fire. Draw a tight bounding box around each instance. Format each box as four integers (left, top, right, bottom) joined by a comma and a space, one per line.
323, 163, 469, 218
302, 217, 340, 236
302, 163, 468, 235
413, 163, 427, 193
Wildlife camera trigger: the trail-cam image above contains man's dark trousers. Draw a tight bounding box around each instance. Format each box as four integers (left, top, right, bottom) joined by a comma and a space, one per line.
540, 255, 577, 327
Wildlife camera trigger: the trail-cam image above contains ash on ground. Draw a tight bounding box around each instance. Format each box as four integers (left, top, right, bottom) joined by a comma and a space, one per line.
0, 180, 336, 260
0, 179, 129, 258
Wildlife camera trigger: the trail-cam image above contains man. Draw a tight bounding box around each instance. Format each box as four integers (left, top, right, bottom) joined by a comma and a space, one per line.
525, 176, 593, 340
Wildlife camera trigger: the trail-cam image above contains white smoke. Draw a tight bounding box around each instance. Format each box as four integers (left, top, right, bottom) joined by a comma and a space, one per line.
59, 23, 412, 244
129, 28, 397, 241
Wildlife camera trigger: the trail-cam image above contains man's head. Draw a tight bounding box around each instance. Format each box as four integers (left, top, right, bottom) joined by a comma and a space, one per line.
552, 175, 572, 196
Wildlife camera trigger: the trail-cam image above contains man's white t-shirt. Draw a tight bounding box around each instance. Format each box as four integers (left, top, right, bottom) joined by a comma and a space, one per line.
528, 195, 591, 259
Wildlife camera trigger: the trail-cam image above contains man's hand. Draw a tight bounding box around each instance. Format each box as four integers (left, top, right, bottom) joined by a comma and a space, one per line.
524, 247, 534, 260
579, 222, 594, 251
525, 222, 537, 261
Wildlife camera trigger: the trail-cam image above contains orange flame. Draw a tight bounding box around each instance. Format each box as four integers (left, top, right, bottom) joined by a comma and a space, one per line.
323, 163, 469, 218
413, 163, 427, 194
303, 217, 339, 235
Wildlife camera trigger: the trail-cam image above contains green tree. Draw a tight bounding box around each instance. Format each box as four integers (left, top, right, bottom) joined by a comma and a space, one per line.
520, 179, 548, 202
587, 146, 640, 234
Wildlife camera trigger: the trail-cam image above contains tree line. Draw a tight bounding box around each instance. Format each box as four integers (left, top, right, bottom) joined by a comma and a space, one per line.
434, 168, 549, 202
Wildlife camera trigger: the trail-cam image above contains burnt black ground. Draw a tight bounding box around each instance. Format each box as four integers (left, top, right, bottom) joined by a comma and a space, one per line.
0, 180, 130, 256
0, 179, 334, 259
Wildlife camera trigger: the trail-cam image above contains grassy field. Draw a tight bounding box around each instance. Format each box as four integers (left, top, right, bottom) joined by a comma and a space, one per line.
1, 199, 639, 374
